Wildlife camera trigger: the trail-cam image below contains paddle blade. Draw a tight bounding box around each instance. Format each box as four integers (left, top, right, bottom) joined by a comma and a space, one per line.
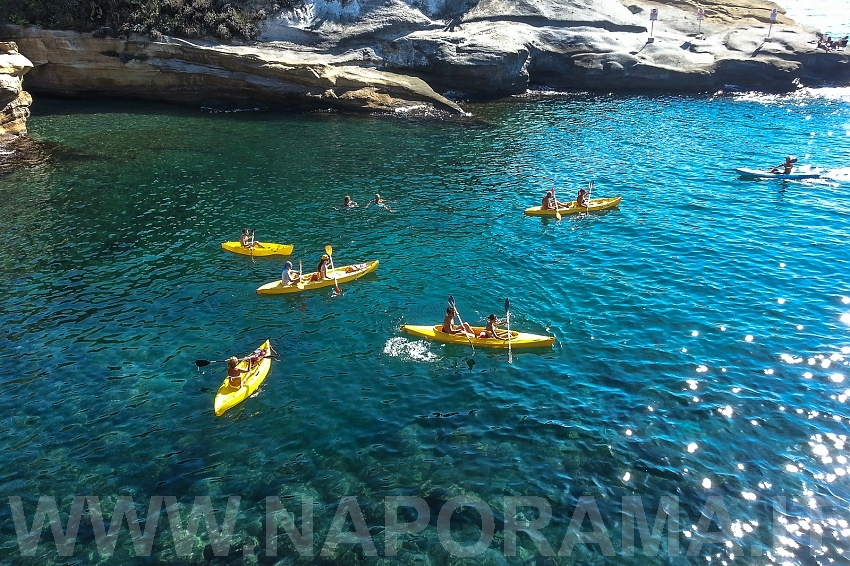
448, 295, 455, 307
194, 359, 212, 367
555, 211, 561, 221
504, 298, 511, 313
325, 245, 333, 256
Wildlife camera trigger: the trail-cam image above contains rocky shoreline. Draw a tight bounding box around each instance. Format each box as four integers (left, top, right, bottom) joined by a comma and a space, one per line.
2, 0, 850, 145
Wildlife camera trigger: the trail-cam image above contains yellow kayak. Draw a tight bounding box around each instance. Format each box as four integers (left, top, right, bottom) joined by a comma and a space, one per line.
401, 325, 555, 349
214, 339, 273, 416
221, 241, 294, 257
524, 196, 622, 217
256, 260, 379, 295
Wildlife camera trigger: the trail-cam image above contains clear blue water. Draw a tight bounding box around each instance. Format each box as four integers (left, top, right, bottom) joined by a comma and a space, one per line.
2, 88, 850, 564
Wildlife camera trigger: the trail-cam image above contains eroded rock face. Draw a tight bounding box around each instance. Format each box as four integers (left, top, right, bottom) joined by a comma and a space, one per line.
0, 42, 33, 139
264, 0, 850, 96
1, 26, 463, 115
3, 0, 850, 117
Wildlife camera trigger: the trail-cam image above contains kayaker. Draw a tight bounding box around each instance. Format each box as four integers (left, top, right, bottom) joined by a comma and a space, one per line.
343, 195, 358, 208
239, 228, 265, 249
770, 156, 795, 174
244, 345, 268, 369
576, 187, 589, 208
541, 190, 566, 210
482, 314, 509, 339
442, 306, 474, 336
281, 261, 301, 286
226, 357, 248, 388
310, 254, 330, 281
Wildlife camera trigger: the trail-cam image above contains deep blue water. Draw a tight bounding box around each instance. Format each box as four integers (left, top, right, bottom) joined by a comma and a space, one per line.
1, 88, 850, 564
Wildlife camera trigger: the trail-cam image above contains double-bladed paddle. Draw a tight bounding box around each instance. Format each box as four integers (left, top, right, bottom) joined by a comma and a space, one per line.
448, 295, 475, 354
505, 297, 512, 364
195, 358, 228, 368
325, 245, 342, 295
552, 188, 562, 221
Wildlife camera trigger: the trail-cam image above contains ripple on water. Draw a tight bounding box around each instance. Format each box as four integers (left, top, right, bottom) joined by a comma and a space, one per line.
1, 94, 850, 563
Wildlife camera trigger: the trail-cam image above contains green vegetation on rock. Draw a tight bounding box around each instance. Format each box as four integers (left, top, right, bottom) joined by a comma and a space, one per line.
0, 0, 299, 41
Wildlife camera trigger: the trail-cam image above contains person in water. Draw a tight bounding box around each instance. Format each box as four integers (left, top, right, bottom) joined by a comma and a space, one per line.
541, 190, 567, 210
239, 228, 265, 248
442, 306, 474, 336
770, 156, 795, 174
368, 193, 394, 212
343, 195, 358, 208
281, 261, 301, 286
482, 313, 509, 339
576, 187, 589, 208
311, 254, 330, 281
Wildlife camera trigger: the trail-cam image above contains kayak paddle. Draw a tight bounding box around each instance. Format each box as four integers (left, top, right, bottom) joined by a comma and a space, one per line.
195, 359, 228, 368
448, 295, 475, 354
505, 297, 512, 364
580, 180, 594, 217
552, 188, 561, 221
324, 245, 342, 295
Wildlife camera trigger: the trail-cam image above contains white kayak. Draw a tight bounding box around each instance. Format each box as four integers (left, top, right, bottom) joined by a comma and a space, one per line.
734, 168, 820, 180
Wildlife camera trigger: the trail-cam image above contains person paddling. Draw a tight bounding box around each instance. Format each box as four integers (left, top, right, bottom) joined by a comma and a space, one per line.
281, 261, 301, 286
482, 313, 509, 339
226, 357, 248, 388
770, 156, 795, 174
442, 306, 474, 336
576, 187, 589, 208
239, 228, 266, 249
310, 254, 331, 281
541, 190, 567, 210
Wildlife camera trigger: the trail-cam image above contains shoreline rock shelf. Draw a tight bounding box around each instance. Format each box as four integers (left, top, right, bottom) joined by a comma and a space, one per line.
2, 0, 850, 124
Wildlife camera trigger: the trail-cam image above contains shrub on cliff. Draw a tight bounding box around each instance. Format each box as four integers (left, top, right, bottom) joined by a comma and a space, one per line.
0, 0, 300, 41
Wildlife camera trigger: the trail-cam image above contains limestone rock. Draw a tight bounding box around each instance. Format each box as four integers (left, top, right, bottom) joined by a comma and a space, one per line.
262, 0, 850, 96
3, 0, 850, 116
2, 25, 463, 114
0, 42, 33, 139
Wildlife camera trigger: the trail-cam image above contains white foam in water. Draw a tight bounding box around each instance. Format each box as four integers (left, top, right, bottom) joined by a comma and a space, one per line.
383, 336, 439, 362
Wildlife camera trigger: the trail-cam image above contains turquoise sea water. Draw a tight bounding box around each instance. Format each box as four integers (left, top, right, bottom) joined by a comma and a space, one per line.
784, 0, 850, 38
2, 88, 850, 564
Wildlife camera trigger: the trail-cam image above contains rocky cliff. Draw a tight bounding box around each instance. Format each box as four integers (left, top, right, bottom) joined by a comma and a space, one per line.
2, 0, 849, 123
0, 42, 33, 140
